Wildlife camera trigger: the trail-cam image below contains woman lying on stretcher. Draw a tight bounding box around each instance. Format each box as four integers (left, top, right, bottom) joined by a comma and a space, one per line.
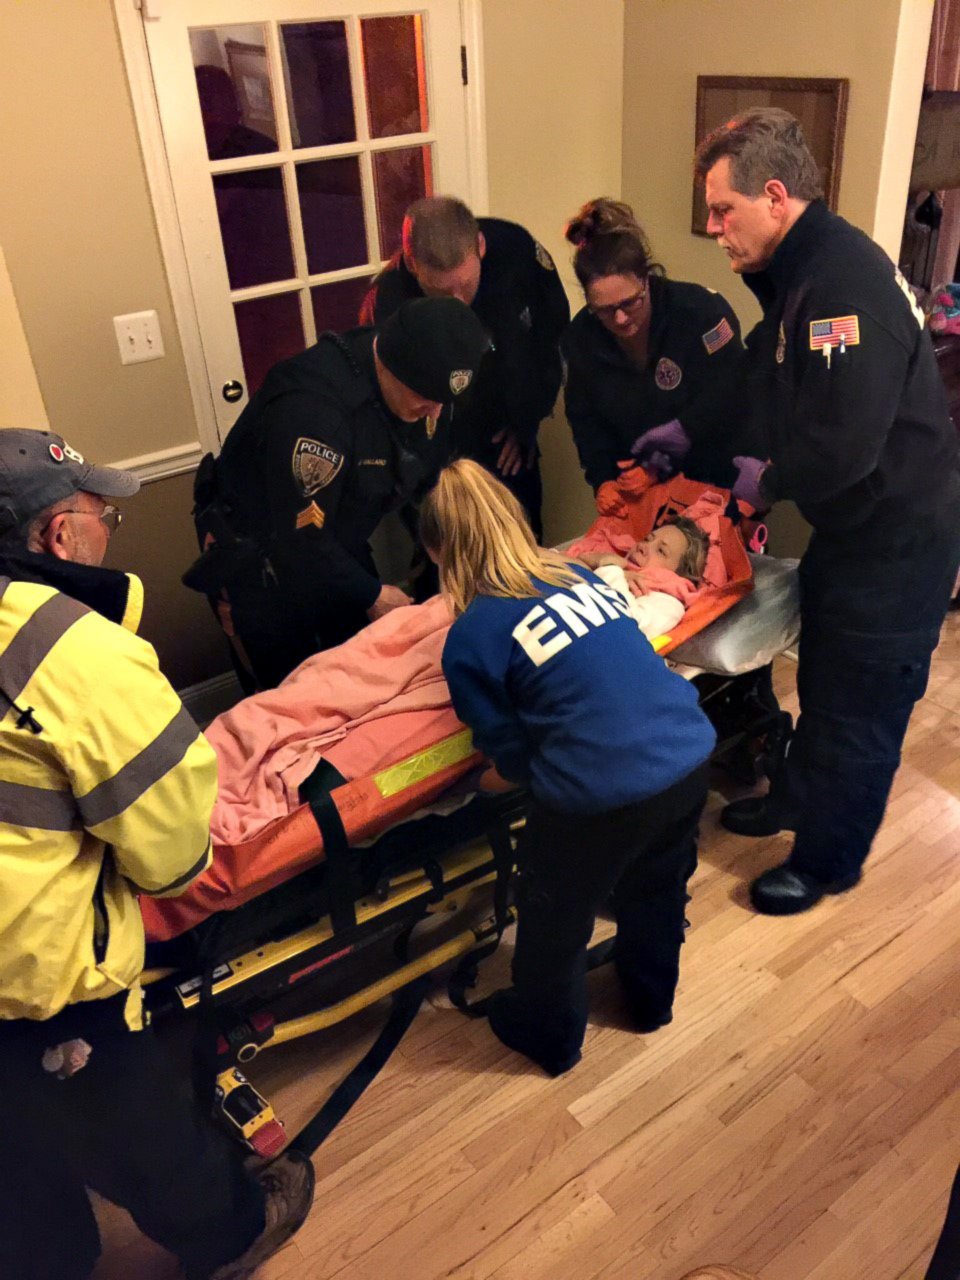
573, 517, 710, 638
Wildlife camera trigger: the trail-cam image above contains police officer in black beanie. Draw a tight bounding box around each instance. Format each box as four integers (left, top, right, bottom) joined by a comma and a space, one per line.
185, 297, 492, 689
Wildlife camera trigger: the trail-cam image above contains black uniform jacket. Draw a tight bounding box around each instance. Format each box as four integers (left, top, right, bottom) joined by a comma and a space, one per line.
561, 274, 745, 491
743, 201, 960, 551
212, 328, 452, 626
362, 218, 570, 456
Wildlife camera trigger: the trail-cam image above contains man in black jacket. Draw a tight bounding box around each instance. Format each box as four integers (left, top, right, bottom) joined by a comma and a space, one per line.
186, 297, 490, 689
361, 196, 570, 538
688, 108, 959, 914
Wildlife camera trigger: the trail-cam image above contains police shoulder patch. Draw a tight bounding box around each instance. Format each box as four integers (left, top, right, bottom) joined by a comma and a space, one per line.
535, 241, 555, 271
702, 316, 734, 355
292, 437, 344, 497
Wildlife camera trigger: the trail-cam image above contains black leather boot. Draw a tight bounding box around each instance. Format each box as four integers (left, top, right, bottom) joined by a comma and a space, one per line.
749, 864, 861, 915
720, 795, 784, 837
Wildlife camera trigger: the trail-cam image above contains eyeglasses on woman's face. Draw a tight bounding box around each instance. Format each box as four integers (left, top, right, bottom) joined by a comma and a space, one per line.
588, 288, 647, 322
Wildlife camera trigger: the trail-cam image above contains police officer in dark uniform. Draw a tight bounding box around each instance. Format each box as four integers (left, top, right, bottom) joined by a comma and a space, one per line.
185, 297, 491, 689
562, 198, 746, 518
664, 107, 960, 915
360, 196, 570, 539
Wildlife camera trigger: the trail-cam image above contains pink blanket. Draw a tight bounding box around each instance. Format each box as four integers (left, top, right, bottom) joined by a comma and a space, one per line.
207, 596, 459, 845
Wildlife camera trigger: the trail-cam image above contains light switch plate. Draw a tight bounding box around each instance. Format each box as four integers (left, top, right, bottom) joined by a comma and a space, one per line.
113, 310, 165, 365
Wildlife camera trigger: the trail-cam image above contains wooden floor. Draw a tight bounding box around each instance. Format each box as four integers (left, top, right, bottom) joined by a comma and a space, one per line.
94, 613, 960, 1280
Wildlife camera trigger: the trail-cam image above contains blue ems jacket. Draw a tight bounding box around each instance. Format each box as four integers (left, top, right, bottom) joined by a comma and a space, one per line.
441, 567, 715, 814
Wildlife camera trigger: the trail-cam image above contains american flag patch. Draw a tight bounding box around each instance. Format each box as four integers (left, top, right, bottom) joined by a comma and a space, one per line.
702, 316, 734, 355
809, 315, 860, 350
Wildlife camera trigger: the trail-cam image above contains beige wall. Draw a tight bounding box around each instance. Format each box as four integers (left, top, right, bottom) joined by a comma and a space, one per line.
102, 472, 231, 690
621, 0, 932, 334
620, 0, 932, 555
0, 246, 49, 431
482, 0, 626, 546
0, 2, 195, 465
0, 2, 230, 687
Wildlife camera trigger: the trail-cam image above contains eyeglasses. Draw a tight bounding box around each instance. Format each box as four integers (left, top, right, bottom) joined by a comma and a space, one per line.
588, 286, 647, 323
44, 505, 123, 536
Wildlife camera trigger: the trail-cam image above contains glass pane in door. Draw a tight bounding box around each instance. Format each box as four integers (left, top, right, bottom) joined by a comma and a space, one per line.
372, 146, 433, 258
311, 276, 373, 335
297, 157, 368, 274
361, 16, 428, 139
280, 22, 356, 149
214, 168, 295, 289
190, 26, 279, 159
234, 292, 304, 396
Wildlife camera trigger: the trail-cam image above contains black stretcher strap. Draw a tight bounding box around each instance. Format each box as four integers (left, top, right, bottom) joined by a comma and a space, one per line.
449, 934, 616, 1018
299, 759, 356, 935
288, 976, 428, 1157
448, 808, 621, 1019
447, 813, 516, 1016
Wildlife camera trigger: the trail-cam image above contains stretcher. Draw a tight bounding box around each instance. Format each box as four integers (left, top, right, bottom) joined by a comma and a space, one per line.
142, 473, 798, 1151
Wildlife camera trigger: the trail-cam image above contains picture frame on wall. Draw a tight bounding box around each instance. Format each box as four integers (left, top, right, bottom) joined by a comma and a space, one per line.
692, 75, 849, 237
225, 38, 275, 137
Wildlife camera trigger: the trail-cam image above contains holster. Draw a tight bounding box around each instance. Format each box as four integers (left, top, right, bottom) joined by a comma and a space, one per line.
183, 453, 275, 597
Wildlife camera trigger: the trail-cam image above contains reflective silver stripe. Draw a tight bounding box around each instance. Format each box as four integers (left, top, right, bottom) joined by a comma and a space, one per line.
78, 704, 201, 828
130, 840, 211, 896
0, 593, 89, 705
0, 779, 79, 830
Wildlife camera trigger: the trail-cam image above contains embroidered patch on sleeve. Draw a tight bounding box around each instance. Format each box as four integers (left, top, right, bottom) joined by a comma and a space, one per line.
295, 501, 326, 531
535, 241, 556, 271
702, 316, 735, 355
809, 315, 860, 351
292, 437, 344, 497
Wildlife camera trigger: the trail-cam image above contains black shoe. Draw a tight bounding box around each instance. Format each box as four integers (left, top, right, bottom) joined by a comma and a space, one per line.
720, 795, 783, 837
749, 864, 861, 916
630, 1008, 673, 1035
617, 981, 673, 1034
487, 990, 582, 1077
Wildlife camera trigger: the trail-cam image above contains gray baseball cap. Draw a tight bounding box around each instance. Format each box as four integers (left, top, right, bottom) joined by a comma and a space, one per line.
0, 429, 140, 537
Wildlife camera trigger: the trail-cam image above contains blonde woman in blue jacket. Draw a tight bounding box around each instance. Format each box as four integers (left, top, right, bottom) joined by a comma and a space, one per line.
420, 459, 715, 1076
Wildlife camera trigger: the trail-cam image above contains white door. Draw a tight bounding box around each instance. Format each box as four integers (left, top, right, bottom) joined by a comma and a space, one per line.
144, 0, 471, 445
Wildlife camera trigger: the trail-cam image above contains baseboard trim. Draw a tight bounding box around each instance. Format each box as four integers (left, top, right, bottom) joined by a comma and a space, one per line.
112, 442, 205, 485
179, 670, 245, 728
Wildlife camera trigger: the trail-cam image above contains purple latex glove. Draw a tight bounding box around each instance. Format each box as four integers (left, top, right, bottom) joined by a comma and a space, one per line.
629, 420, 692, 475
641, 449, 675, 481
731, 455, 769, 511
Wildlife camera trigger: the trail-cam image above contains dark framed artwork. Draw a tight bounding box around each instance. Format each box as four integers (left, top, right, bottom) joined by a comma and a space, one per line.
692, 75, 849, 236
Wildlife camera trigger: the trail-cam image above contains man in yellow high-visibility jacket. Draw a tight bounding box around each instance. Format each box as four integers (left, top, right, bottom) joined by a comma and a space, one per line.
0, 430, 313, 1280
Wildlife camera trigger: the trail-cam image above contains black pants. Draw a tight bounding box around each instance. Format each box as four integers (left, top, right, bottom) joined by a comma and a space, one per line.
0, 994, 265, 1280
498, 763, 708, 1065
771, 528, 960, 884
926, 1162, 960, 1280
469, 439, 544, 542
